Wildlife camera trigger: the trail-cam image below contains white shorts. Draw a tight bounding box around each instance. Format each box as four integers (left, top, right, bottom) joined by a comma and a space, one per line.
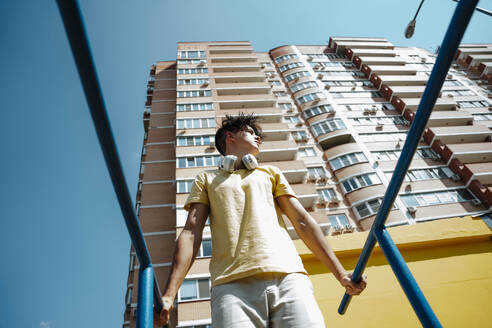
211, 272, 326, 328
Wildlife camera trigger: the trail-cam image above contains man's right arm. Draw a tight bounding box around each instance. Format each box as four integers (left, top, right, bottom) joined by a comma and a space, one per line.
154, 202, 209, 326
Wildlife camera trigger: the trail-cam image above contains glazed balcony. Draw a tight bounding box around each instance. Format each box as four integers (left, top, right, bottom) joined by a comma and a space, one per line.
425, 125, 492, 145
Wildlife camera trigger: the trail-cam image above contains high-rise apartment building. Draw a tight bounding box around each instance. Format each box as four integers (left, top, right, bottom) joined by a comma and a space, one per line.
122, 38, 492, 328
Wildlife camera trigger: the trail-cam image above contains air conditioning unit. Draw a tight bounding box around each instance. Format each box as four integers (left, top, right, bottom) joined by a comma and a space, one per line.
363, 108, 372, 114
261, 63, 266, 68
471, 199, 482, 206
403, 120, 411, 126
325, 85, 331, 90
317, 176, 327, 184
421, 57, 427, 63
209, 140, 216, 147
317, 73, 324, 79
197, 60, 206, 66
351, 86, 356, 90
287, 108, 294, 113
376, 123, 384, 129
318, 198, 327, 206
295, 122, 303, 127
446, 93, 454, 98
307, 56, 314, 61
451, 174, 461, 182
447, 74, 453, 79
301, 136, 309, 142
333, 225, 343, 234
407, 206, 417, 214
201, 81, 209, 87
314, 63, 321, 69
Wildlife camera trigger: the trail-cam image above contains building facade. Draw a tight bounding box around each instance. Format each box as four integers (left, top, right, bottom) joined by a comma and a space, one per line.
122, 38, 492, 328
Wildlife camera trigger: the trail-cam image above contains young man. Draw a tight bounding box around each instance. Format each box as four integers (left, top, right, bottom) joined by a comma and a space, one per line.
155, 114, 367, 327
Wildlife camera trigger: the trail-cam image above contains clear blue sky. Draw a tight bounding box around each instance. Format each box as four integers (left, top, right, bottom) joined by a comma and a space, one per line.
0, 1, 490, 327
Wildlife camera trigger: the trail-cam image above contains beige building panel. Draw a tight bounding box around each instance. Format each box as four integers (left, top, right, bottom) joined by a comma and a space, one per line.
154, 79, 176, 89
176, 111, 216, 119
144, 143, 175, 162
297, 45, 327, 54
324, 143, 362, 160
176, 145, 218, 156
177, 128, 217, 136
346, 184, 386, 205
335, 162, 373, 180
176, 167, 210, 180
142, 162, 176, 181
261, 139, 297, 150
176, 193, 188, 206
291, 183, 317, 196
398, 178, 464, 194
178, 301, 211, 322
155, 69, 176, 79
215, 94, 276, 102
141, 183, 175, 205
151, 101, 176, 113
153, 90, 176, 100
139, 207, 176, 233
149, 115, 175, 127
413, 202, 486, 220
188, 258, 211, 275
147, 127, 175, 143
145, 234, 177, 264
359, 209, 403, 230
261, 160, 307, 172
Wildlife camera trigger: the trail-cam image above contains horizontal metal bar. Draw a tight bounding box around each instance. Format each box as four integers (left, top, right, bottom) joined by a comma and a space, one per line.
338, 0, 478, 316
374, 228, 441, 328
54, 0, 164, 319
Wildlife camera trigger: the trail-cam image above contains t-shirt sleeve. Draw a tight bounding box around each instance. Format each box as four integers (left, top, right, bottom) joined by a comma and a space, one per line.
271, 166, 297, 199
184, 172, 210, 211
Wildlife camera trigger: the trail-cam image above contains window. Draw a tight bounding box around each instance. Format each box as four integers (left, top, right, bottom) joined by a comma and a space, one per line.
177, 90, 211, 98
274, 91, 287, 97
324, 80, 374, 87
329, 214, 350, 228
371, 147, 438, 161
329, 152, 368, 170
178, 51, 206, 59
324, 53, 345, 59
177, 180, 194, 193
296, 92, 324, 104
290, 81, 318, 93
177, 155, 221, 168
176, 118, 216, 129
310, 61, 342, 69
401, 188, 476, 208
318, 188, 336, 201
279, 62, 304, 72
292, 130, 308, 141
197, 239, 212, 258
355, 198, 385, 219
178, 68, 208, 74
275, 53, 298, 63
472, 113, 492, 121
343, 103, 395, 111
386, 167, 454, 182
279, 103, 293, 109
271, 80, 282, 86
177, 135, 213, 146
341, 173, 381, 193
177, 103, 213, 112
284, 116, 300, 123
441, 90, 475, 97
308, 167, 326, 179
261, 62, 272, 67
177, 59, 207, 64
323, 71, 365, 77
311, 119, 346, 137
177, 78, 209, 85
349, 115, 408, 126
457, 100, 489, 108
303, 104, 334, 119
442, 80, 462, 87
285, 71, 310, 81
298, 147, 316, 157
179, 278, 211, 301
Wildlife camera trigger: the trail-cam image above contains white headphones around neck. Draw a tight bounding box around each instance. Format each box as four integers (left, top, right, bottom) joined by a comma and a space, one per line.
219, 154, 258, 173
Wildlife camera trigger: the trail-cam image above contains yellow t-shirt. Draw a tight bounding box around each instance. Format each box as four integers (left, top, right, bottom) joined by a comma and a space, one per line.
184, 165, 307, 286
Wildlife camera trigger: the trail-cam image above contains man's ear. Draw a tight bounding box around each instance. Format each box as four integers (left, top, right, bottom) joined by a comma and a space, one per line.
225, 131, 235, 142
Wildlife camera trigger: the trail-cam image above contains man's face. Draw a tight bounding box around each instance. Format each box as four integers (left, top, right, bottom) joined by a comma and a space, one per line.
230, 125, 261, 156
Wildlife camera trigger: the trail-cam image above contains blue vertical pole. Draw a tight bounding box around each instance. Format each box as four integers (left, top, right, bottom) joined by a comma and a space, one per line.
338, 0, 478, 324
138, 266, 155, 328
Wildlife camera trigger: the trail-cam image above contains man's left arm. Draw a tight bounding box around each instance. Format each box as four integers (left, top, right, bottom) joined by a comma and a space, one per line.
276, 195, 367, 295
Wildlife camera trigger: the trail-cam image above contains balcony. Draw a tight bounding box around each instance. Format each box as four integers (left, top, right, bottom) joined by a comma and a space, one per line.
426, 125, 492, 145
216, 95, 277, 109
208, 45, 254, 55
213, 65, 261, 73
210, 54, 258, 63
214, 75, 266, 84
426, 111, 474, 127
291, 183, 318, 208
216, 107, 283, 123
332, 41, 394, 54
467, 163, 492, 185
446, 142, 492, 164
356, 56, 406, 66
397, 97, 457, 112
315, 129, 354, 151
216, 86, 271, 96
257, 139, 298, 162
258, 122, 291, 141
371, 75, 428, 88
346, 48, 396, 60
261, 160, 308, 184
362, 65, 417, 77
388, 85, 428, 99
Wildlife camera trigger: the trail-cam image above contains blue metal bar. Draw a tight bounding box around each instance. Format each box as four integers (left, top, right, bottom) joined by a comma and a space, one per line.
374, 228, 441, 327
138, 266, 155, 328
338, 0, 478, 322
54, 1, 164, 327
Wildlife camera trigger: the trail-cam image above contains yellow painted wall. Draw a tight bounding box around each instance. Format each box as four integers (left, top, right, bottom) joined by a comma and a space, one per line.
294, 217, 492, 328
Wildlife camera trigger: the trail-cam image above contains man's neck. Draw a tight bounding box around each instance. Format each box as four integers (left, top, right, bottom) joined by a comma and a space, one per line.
226, 151, 251, 170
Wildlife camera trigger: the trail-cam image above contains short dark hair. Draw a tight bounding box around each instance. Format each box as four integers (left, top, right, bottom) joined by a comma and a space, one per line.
215, 113, 262, 156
